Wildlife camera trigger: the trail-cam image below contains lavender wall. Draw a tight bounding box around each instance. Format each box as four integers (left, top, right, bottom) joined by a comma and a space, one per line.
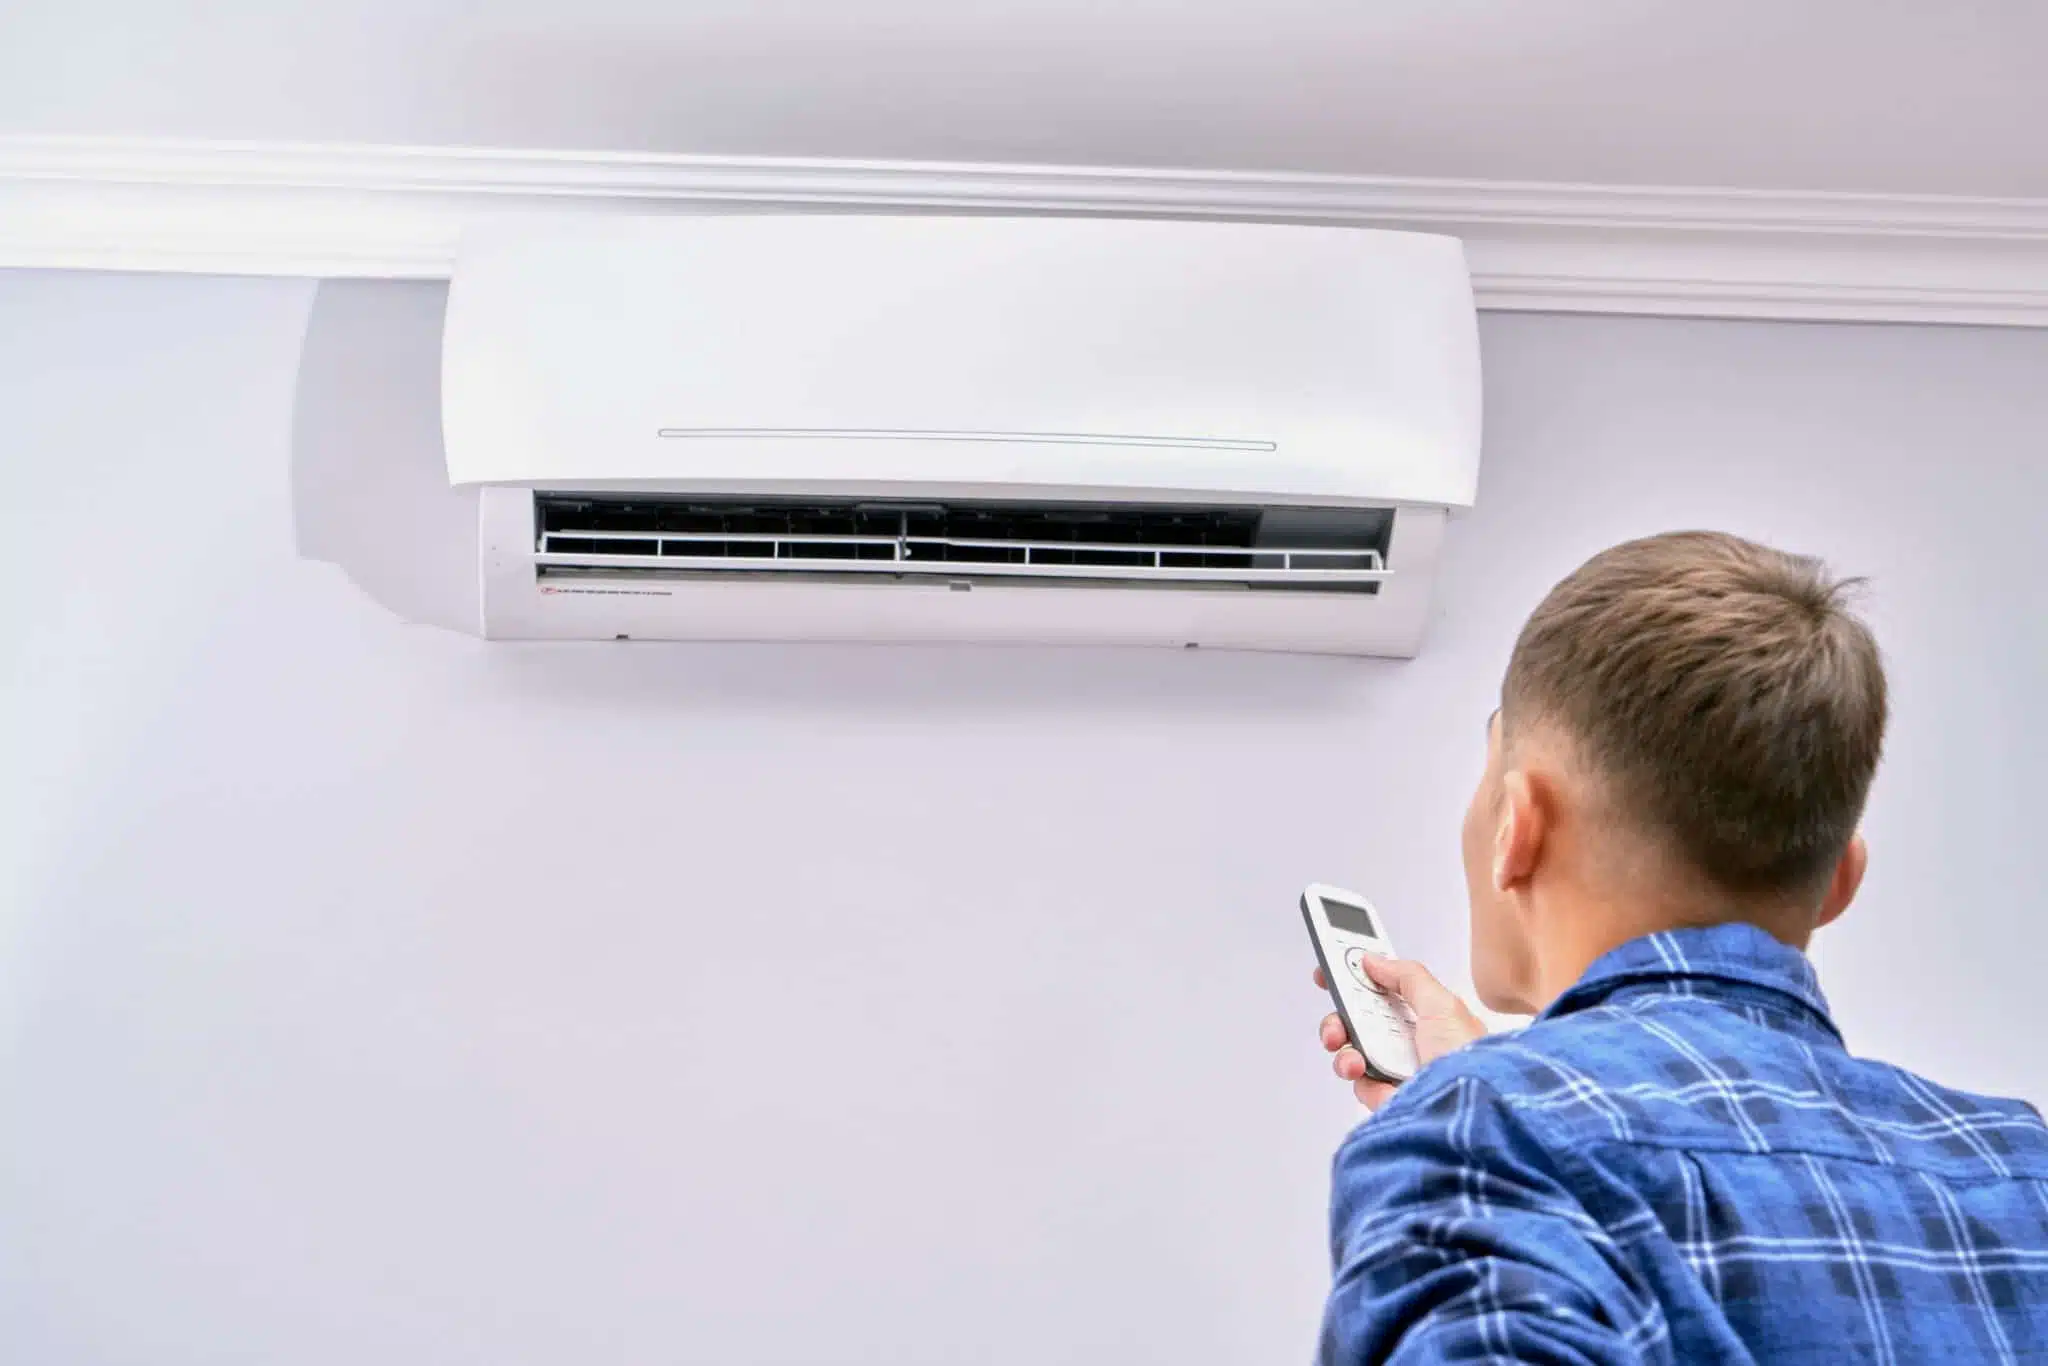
4, 269, 2045, 1363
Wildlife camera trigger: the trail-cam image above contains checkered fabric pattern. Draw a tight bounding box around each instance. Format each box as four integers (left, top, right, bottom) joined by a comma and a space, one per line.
1322, 922, 2048, 1364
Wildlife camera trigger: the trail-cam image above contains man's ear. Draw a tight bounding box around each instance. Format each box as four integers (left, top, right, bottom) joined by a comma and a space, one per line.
1815, 833, 1867, 930
1494, 768, 1548, 895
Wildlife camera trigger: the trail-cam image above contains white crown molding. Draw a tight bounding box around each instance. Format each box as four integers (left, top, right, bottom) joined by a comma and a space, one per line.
6, 135, 2048, 326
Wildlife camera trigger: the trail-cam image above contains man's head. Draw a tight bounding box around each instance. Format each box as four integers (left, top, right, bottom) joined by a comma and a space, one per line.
1462, 531, 1888, 1014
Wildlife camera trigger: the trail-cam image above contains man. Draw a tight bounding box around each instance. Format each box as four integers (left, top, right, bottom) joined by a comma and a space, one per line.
1315, 531, 2048, 1364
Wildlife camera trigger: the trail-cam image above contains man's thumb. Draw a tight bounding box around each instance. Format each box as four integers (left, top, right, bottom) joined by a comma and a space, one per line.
1360, 955, 1459, 1014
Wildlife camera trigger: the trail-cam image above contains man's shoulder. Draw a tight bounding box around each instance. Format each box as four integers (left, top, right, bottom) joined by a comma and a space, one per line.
1410, 1001, 1673, 1102
1366, 1006, 1662, 1151
1378, 996, 2048, 1176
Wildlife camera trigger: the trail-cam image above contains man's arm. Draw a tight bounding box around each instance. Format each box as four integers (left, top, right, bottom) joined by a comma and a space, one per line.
1322, 1070, 1663, 1365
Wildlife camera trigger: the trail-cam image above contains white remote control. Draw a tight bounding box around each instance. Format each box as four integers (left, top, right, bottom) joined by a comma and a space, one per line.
1301, 883, 1419, 1084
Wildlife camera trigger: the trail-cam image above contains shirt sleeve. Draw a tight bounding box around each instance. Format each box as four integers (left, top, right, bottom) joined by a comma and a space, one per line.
1322, 1072, 1665, 1365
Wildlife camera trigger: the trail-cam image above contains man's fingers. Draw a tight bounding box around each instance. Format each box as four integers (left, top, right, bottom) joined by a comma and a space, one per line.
1359, 954, 1462, 1015
1353, 1079, 1398, 1110
1314, 955, 1480, 1111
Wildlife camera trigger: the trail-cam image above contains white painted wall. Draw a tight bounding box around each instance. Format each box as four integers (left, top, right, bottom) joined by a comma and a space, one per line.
3, 269, 2045, 1363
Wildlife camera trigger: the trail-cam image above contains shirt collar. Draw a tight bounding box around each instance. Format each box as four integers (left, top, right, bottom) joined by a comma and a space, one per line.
1537, 921, 1841, 1042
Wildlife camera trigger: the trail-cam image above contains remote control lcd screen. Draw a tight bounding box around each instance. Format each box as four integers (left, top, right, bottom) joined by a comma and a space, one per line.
1323, 900, 1379, 939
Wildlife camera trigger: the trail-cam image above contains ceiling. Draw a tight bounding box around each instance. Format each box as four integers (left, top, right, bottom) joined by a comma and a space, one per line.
5, 0, 2046, 197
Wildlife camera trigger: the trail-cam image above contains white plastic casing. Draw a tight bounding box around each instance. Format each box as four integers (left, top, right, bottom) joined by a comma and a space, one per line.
442, 214, 1482, 655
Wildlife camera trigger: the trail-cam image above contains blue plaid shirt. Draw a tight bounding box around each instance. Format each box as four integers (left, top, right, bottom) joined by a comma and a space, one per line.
1323, 922, 2048, 1363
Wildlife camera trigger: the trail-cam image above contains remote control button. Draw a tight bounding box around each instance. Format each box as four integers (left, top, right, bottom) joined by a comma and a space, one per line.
1344, 947, 1380, 992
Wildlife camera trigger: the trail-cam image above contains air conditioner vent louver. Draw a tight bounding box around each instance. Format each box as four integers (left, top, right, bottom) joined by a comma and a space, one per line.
534, 494, 1393, 594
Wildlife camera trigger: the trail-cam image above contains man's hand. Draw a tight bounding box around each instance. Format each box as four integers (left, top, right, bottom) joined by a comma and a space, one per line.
1313, 956, 1486, 1110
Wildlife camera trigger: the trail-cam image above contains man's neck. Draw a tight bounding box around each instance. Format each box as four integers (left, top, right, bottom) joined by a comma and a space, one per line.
1526, 889, 1814, 1010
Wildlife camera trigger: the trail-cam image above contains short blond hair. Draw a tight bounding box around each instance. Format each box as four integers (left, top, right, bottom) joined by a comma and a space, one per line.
1504, 531, 1887, 894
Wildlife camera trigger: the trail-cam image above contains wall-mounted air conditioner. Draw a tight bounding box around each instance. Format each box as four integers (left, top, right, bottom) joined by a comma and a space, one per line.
441, 214, 1480, 655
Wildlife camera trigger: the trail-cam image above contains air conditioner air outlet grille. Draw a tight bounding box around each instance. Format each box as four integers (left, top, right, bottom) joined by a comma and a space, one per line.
533, 494, 1393, 594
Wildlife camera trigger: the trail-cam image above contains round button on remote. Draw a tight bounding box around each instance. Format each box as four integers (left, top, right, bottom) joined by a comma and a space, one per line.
1343, 947, 1377, 990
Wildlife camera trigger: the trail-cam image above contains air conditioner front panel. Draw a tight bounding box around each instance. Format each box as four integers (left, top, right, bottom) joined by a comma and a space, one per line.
443, 215, 1480, 509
